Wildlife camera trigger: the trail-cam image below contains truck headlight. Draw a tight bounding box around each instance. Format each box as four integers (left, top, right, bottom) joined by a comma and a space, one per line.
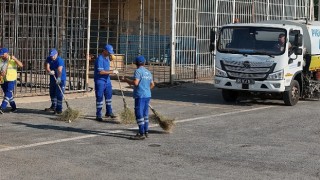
267, 70, 284, 80
215, 67, 228, 77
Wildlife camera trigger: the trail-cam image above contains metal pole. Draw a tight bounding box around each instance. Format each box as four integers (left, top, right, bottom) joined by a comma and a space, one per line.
125, 2, 129, 68
282, 0, 285, 19
14, 0, 19, 95
232, 0, 236, 23
318, 0, 320, 20
139, 0, 143, 55
170, 0, 176, 84
305, 0, 308, 20
194, 0, 199, 83
213, 0, 219, 76
86, 0, 91, 90
310, 0, 314, 21
107, 0, 110, 43
267, 0, 270, 20
294, 0, 297, 19
252, 0, 256, 22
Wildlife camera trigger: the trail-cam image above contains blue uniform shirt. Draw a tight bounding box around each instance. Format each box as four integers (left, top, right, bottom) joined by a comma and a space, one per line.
133, 67, 153, 98
46, 56, 67, 80
94, 54, 111, 83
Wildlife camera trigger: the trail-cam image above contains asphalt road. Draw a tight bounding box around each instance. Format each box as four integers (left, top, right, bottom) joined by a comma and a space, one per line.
0, 81, 320, 180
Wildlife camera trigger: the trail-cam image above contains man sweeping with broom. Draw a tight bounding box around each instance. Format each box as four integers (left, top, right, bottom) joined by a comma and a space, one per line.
94, 44, 119, 121
44, 48, 67, 114
123, 55, 155, 140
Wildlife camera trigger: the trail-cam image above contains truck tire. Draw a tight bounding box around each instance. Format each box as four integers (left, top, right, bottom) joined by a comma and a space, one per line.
283, 80, 300, 106
222, 89, 238, 102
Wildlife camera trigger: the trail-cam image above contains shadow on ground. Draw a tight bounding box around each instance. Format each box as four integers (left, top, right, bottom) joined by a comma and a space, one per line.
11, 122, 136, 140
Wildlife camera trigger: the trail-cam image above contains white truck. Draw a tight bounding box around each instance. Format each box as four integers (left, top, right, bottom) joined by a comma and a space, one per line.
210, 20, 320, 106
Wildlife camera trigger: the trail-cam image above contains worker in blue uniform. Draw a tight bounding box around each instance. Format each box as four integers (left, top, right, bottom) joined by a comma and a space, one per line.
44, 48, 67, 114
123, 55, 155, 140
94, 44, 119, 121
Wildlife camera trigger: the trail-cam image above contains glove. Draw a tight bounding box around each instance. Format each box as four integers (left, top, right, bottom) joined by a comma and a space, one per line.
113, 69, 119, 75
56, 77, 61, 84
49, 70, 55, 75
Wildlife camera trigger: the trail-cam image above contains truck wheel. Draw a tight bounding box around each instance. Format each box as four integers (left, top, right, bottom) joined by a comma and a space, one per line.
283, 80, 300, 106
222, 89, 238, 102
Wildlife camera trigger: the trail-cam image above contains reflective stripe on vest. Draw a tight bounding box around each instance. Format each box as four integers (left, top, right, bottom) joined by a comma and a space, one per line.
5, 56, 17, 81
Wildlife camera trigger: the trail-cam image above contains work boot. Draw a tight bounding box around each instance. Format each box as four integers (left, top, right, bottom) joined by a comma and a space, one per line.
96, 117, 103, 122
144, 132, 149, 138
45, 107, 55, 112
54, 111, 62, 115
130, 133, 146, 140
105, 113, 117, 119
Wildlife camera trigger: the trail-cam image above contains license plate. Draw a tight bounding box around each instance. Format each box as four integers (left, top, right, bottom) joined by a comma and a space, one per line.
236, 78, 255, 84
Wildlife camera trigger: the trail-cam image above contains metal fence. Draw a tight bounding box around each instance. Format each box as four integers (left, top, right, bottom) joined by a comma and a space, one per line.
0, 0, 88, 97
173, 0, 312, 81
90, 0, 172, 83
0, 0, 314, 96
90, 0, 312, 84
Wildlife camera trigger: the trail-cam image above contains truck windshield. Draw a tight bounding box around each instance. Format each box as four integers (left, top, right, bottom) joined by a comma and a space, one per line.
217, 27, 287, 56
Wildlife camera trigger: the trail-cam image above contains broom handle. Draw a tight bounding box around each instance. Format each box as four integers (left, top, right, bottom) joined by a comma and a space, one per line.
112, 58, 128, 108
53, 75, 69, 108
148, 104, 158, 116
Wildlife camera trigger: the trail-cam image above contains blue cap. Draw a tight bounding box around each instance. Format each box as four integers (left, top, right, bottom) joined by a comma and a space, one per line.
103, 44, 114, 54
135, 55, 146, 64
0, 48, 9, 56
49, 48, 58, 57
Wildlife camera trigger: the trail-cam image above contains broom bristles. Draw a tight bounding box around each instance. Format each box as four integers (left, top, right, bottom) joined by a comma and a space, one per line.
57, 107, 80, 122
151, 109, 175, 133
120, 106, 136, 124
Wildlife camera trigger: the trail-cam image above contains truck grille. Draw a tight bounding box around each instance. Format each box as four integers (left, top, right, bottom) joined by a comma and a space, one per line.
221, 60, 276, 80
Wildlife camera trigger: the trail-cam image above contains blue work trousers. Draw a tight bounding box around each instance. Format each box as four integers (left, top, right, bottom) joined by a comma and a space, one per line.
50, 78, 66, 112
134, 97, 151, 135
1, 81, 17, 110
95, 80, 113, 118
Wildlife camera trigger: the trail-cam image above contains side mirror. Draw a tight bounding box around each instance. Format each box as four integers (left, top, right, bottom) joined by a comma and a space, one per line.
294, 34, 303, 47
210, 28, 216, 52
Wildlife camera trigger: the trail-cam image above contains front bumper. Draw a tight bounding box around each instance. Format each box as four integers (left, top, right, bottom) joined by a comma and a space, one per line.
214, 77, 286, 92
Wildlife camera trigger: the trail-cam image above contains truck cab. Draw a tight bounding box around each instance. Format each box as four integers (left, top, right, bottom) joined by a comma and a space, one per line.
211, 21, 309, 105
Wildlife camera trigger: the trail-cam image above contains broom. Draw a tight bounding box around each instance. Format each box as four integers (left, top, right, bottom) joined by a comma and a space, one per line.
53, 76, 80, 123
111, 56, 135, 124
149, 104, 175, 133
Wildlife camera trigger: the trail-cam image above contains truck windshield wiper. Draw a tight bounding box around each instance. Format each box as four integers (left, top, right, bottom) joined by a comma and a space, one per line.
223, 49, 239, 54
255, 50, 275, 58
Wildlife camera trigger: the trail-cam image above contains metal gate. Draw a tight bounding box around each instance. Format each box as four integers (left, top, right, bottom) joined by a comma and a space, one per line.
173, 0, 215, 81
89, 0, 312, 83
0, 0, 88, 97
90, 0, 172, 83
173, 0, 312, 82
0, 0, 313, 97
